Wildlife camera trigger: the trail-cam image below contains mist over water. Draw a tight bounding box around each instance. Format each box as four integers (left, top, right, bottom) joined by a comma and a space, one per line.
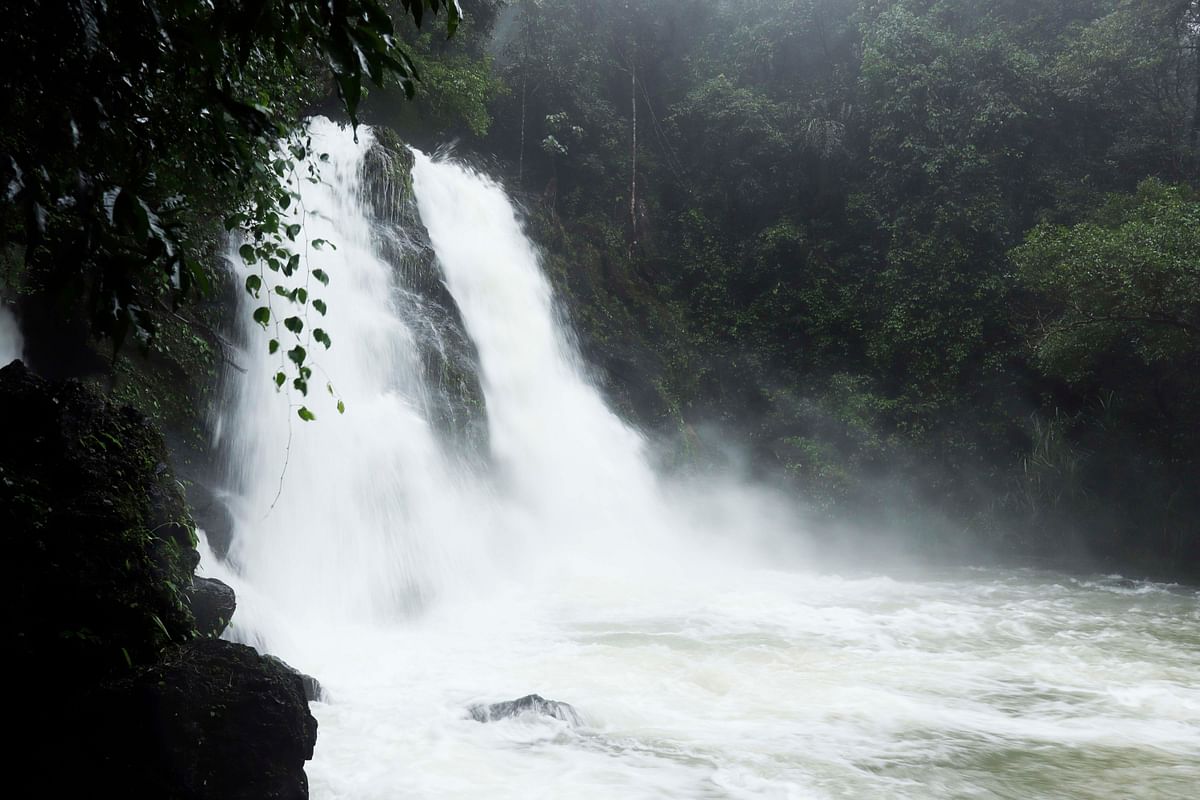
204, 119, 1200, 799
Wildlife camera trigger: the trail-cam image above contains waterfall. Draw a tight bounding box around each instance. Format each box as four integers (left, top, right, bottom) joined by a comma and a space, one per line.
201, 118, 1200, 800
0, 304, 22, 366
411, 151, 674, 565
216, 119, 485, 636
215, 118, 707, 644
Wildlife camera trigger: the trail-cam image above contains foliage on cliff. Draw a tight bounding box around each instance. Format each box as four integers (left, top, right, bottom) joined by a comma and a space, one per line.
0, 360, 197, 677
0, 0, 463, 391
1, 360, 321, 799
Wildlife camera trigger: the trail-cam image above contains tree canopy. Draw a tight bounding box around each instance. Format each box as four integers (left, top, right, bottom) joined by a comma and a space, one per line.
479, 0, 1200, 571
1, 0, 462, 351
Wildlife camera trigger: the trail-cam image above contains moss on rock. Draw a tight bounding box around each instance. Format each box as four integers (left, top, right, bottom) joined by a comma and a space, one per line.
0, 360, 197, 680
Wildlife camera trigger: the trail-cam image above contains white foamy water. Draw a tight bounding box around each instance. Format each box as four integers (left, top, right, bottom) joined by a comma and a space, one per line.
206, 119, 1200, 799
0, 303, 23, 365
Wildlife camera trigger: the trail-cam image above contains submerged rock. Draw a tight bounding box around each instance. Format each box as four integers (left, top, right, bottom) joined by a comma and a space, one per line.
189, 576, 237, 637
265, 654, 326, 703
468, 694, 583, 725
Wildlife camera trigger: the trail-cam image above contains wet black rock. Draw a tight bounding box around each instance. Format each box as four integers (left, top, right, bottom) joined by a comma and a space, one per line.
1, 361, 318, 798
265, 654, 326, 702
189, 576, 237, 637
468, 694, 583, 725
362, 130, 489, 461
111, 638, 319, 799
0, 359, 197, 678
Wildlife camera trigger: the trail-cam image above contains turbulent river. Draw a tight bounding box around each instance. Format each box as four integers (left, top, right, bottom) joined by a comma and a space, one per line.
199, 118, 1200, 799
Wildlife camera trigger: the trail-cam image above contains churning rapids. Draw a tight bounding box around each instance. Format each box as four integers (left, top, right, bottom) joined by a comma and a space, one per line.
195, 118, 1200, 799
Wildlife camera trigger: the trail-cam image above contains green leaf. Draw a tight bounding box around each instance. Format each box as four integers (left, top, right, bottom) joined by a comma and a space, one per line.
268, 339, 279, 355
311, 239, 328, 250
313, 269, 330, 285
337, 400, 346, 415
313, 328, 331, 349
288, 344, 306, 366
187, 259, 213, 294
293, 377, 308, 395
150, 613, 171, 641
112, 188, 151, 241
239, 243, 257, 264
335, 72, 363, 125
298, 406, 316, 422
274, 372, 286, 388
284, 316, 304, 334
245, 274, 262, 298
286, 223, 302, 241
313, 299, 327, 316
296, 287, 308, 304
253, 306, 270, 328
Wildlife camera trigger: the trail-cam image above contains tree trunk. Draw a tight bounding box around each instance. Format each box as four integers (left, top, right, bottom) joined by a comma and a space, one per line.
519, 72, 527, 187
629, 53, 638, 253
1191, 30, 1200, 174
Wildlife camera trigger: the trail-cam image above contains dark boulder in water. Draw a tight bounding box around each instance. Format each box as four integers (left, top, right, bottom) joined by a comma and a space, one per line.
109, 638, 319, 799
265, 654, 326, 702
469, 694, 583, 725
189, 576, 237, 637
1, 361, 318, 797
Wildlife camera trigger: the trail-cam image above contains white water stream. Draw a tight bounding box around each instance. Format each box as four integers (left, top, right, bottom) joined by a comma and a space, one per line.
205, 119, 1200, 799
0, 303, 23, 366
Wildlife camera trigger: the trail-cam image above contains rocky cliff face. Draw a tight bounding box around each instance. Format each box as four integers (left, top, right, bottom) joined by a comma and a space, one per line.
0, 360, 318, 798
365, 128, 489, 460
0, 359, 198, 676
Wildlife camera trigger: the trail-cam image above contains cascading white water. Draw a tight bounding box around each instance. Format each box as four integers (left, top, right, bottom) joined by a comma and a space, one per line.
410, 151, 688, 572
0, 304, 23, 365
206, 119, 1200, 799
215, 120, 490, 636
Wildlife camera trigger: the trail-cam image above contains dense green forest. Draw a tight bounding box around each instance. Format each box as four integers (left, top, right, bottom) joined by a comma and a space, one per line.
455, 0, 1200, 575
4, 5, 1198, 795
3, 0, 1199, 577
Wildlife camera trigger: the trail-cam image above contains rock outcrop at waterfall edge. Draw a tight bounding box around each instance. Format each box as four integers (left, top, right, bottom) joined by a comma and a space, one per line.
364, 128, 490, 459
108, 639, 318, 799
190, 575, 237, 637
0, 360, 317, 798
